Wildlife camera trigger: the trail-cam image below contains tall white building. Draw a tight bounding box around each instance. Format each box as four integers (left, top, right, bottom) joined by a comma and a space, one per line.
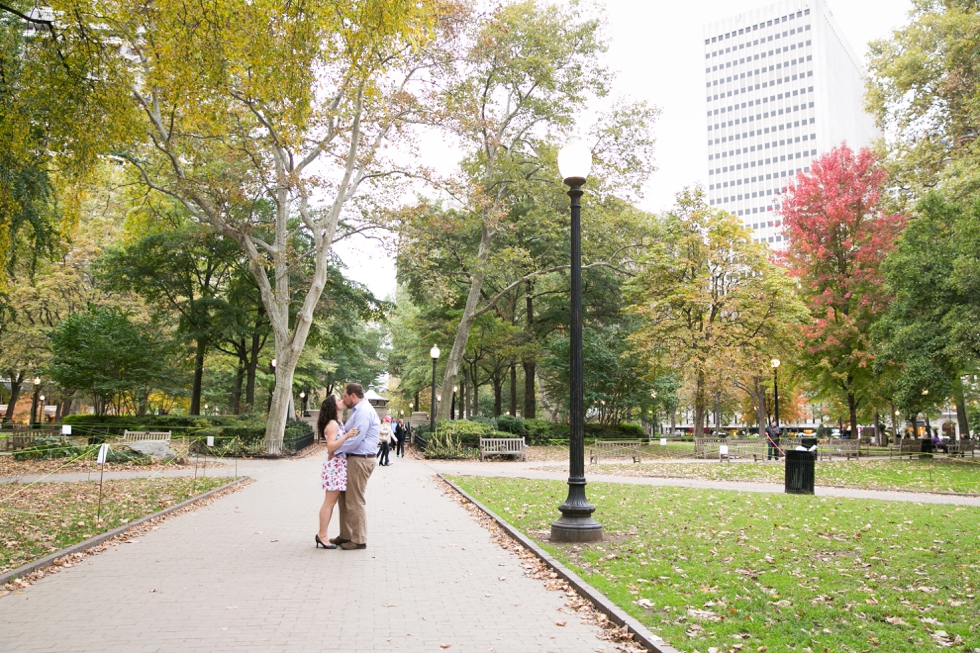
703, 0, 877, 245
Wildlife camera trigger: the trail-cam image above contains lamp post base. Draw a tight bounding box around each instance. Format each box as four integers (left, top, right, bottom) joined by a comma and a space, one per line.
550, 481, 602, 542
550, 516, 603, 542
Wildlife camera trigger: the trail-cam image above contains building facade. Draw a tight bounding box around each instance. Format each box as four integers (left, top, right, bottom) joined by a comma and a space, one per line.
703, 0, 878, 245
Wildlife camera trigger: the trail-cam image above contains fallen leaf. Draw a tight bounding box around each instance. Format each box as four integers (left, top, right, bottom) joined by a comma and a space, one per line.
556, 620, 566, 627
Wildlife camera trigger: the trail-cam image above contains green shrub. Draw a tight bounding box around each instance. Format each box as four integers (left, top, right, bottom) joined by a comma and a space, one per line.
495, 414, 526, 436
13, 437, 88, 461
616, 422, 644, 437
438, 419, 494, 438
423, 431, 477, 460
62, 414, 233, 438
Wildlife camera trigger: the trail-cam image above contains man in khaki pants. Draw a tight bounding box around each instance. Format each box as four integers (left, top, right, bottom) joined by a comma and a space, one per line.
330, 383, 380, 550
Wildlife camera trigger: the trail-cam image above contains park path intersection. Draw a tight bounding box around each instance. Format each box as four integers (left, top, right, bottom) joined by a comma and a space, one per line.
0, 453, 608, 653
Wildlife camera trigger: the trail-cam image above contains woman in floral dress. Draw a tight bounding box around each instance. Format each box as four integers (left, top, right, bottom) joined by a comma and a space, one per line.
315, 395, 357, 549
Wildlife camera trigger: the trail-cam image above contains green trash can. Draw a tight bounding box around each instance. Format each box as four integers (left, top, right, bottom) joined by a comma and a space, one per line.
785, 449, 816, 495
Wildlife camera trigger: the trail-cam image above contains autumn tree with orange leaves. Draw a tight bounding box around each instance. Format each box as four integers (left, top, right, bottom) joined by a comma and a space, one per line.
780, 145, 906, 438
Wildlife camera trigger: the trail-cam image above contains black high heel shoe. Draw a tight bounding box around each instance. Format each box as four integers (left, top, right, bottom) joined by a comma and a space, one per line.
315, 534, 337, 549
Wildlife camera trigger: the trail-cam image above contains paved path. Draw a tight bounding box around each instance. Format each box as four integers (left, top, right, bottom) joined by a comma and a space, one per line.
428, 460, 980, 507
0, 453, 606, 653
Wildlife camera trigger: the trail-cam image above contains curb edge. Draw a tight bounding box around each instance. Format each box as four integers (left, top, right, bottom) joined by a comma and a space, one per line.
439, 473, 682, 653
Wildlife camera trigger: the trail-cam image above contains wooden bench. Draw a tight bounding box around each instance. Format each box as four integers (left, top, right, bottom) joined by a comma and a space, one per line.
3, 433, 33, 451
888, 438, 922, 459
720, 440, 765, 462
946, 439, 977, 458
694, 437, 724, 459
122, 430, 172, 442
820, 439, 860, 461
479, 437, 526, 461
589, 440, 642, 464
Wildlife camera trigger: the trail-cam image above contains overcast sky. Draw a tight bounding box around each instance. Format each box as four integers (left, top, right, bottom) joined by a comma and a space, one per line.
334, 0, 914, 301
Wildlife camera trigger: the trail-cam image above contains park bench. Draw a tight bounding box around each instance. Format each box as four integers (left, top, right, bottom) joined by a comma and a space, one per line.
820, 439, 860, 461
719, 439, 765, 462
588, 440, 643, 464
121, 430, 172, 442
479, 437, 526, 461
3, 433, 33, 451
694, 437, 724, 459
888, 438, 922, 459
946, 439, 977, 458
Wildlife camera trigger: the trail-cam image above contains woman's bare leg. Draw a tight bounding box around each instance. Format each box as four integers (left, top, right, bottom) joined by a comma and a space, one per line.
318, 490, 341, 539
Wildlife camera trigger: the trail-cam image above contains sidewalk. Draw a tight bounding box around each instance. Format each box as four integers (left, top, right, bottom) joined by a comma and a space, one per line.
0, 453, 608, 653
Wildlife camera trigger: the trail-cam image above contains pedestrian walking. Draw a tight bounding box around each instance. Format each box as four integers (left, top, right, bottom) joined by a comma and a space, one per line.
329, 383, 380, 550
315, 396, 358, 549
377, 416, 393, 466
394, 418, 406, 457
765, 421, 781, 461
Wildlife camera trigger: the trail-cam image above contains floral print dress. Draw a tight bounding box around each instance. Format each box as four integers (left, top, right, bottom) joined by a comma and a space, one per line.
320, 421, 348, 492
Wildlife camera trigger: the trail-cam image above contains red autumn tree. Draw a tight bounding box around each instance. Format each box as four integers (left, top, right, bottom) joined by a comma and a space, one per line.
780, 145, 906, 438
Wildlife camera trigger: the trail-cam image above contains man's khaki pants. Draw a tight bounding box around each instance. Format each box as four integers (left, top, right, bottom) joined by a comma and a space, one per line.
338, 455, 376, 544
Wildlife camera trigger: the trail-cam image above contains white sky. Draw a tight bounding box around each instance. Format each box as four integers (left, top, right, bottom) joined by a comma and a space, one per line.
334, 0, 913, 300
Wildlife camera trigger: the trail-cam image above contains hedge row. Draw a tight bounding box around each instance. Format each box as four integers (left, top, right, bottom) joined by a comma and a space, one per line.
414, 416, 645, 446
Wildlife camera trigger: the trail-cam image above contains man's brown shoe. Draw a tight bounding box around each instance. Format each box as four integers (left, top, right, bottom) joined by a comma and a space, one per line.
339, 542, 367, 550
329, 536, 350, 545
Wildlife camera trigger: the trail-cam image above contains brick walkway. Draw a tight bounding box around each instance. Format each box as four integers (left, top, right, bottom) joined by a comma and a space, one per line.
0, 452, 608, 653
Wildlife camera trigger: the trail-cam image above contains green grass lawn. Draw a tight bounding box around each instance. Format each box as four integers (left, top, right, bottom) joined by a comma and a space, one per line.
0, 477, 231, 574
588, 458, 980, 495
450, 475, 980, 652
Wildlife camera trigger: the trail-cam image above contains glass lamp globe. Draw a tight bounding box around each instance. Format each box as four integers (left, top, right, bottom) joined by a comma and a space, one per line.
430, 344, 441, 360
557, 136, 592, 182
771, 358, 781, 369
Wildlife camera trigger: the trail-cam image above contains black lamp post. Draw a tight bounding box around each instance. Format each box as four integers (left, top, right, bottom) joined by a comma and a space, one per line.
267, 358, 276, 413
551, 136, 602, 543
451, 385, 457, 420
771, 359, 780, 427
430, 345, 440, 433
30, 376, 41, 428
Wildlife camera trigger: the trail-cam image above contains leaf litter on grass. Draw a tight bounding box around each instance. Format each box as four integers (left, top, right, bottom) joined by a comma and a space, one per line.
0, 477, 230, 574
450, 475, 980, 653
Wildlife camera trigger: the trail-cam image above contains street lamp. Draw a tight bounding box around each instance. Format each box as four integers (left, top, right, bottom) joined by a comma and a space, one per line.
430, 345, 440, 433
30, 376, 41, 428
451, 385, 458, 420
299, 390, 307, 415
551, 136, 602, 543
267, 359, 277, 413
771, 359, 781, 428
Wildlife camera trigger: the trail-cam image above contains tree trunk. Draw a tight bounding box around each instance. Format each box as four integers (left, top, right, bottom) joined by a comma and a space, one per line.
2, 373, 23, 424
245, 332, 261, 411
889, 401, 898, 442
523, 361, 536, 420
873, 410, 881, 446
693, 369, 707, 439
523, 280, 537, 419
509, 364, 517, 416
752, 376, 768, 436
669, 407, 676, 436
459, 378, 466, 420
438, 224, 494, 420
191, 338, 207, 415
471, 368, 480, 417
493, 374, 502, 417
847, 392, 858, 440
953, 379, 970, 440
232, 360, 245, 414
